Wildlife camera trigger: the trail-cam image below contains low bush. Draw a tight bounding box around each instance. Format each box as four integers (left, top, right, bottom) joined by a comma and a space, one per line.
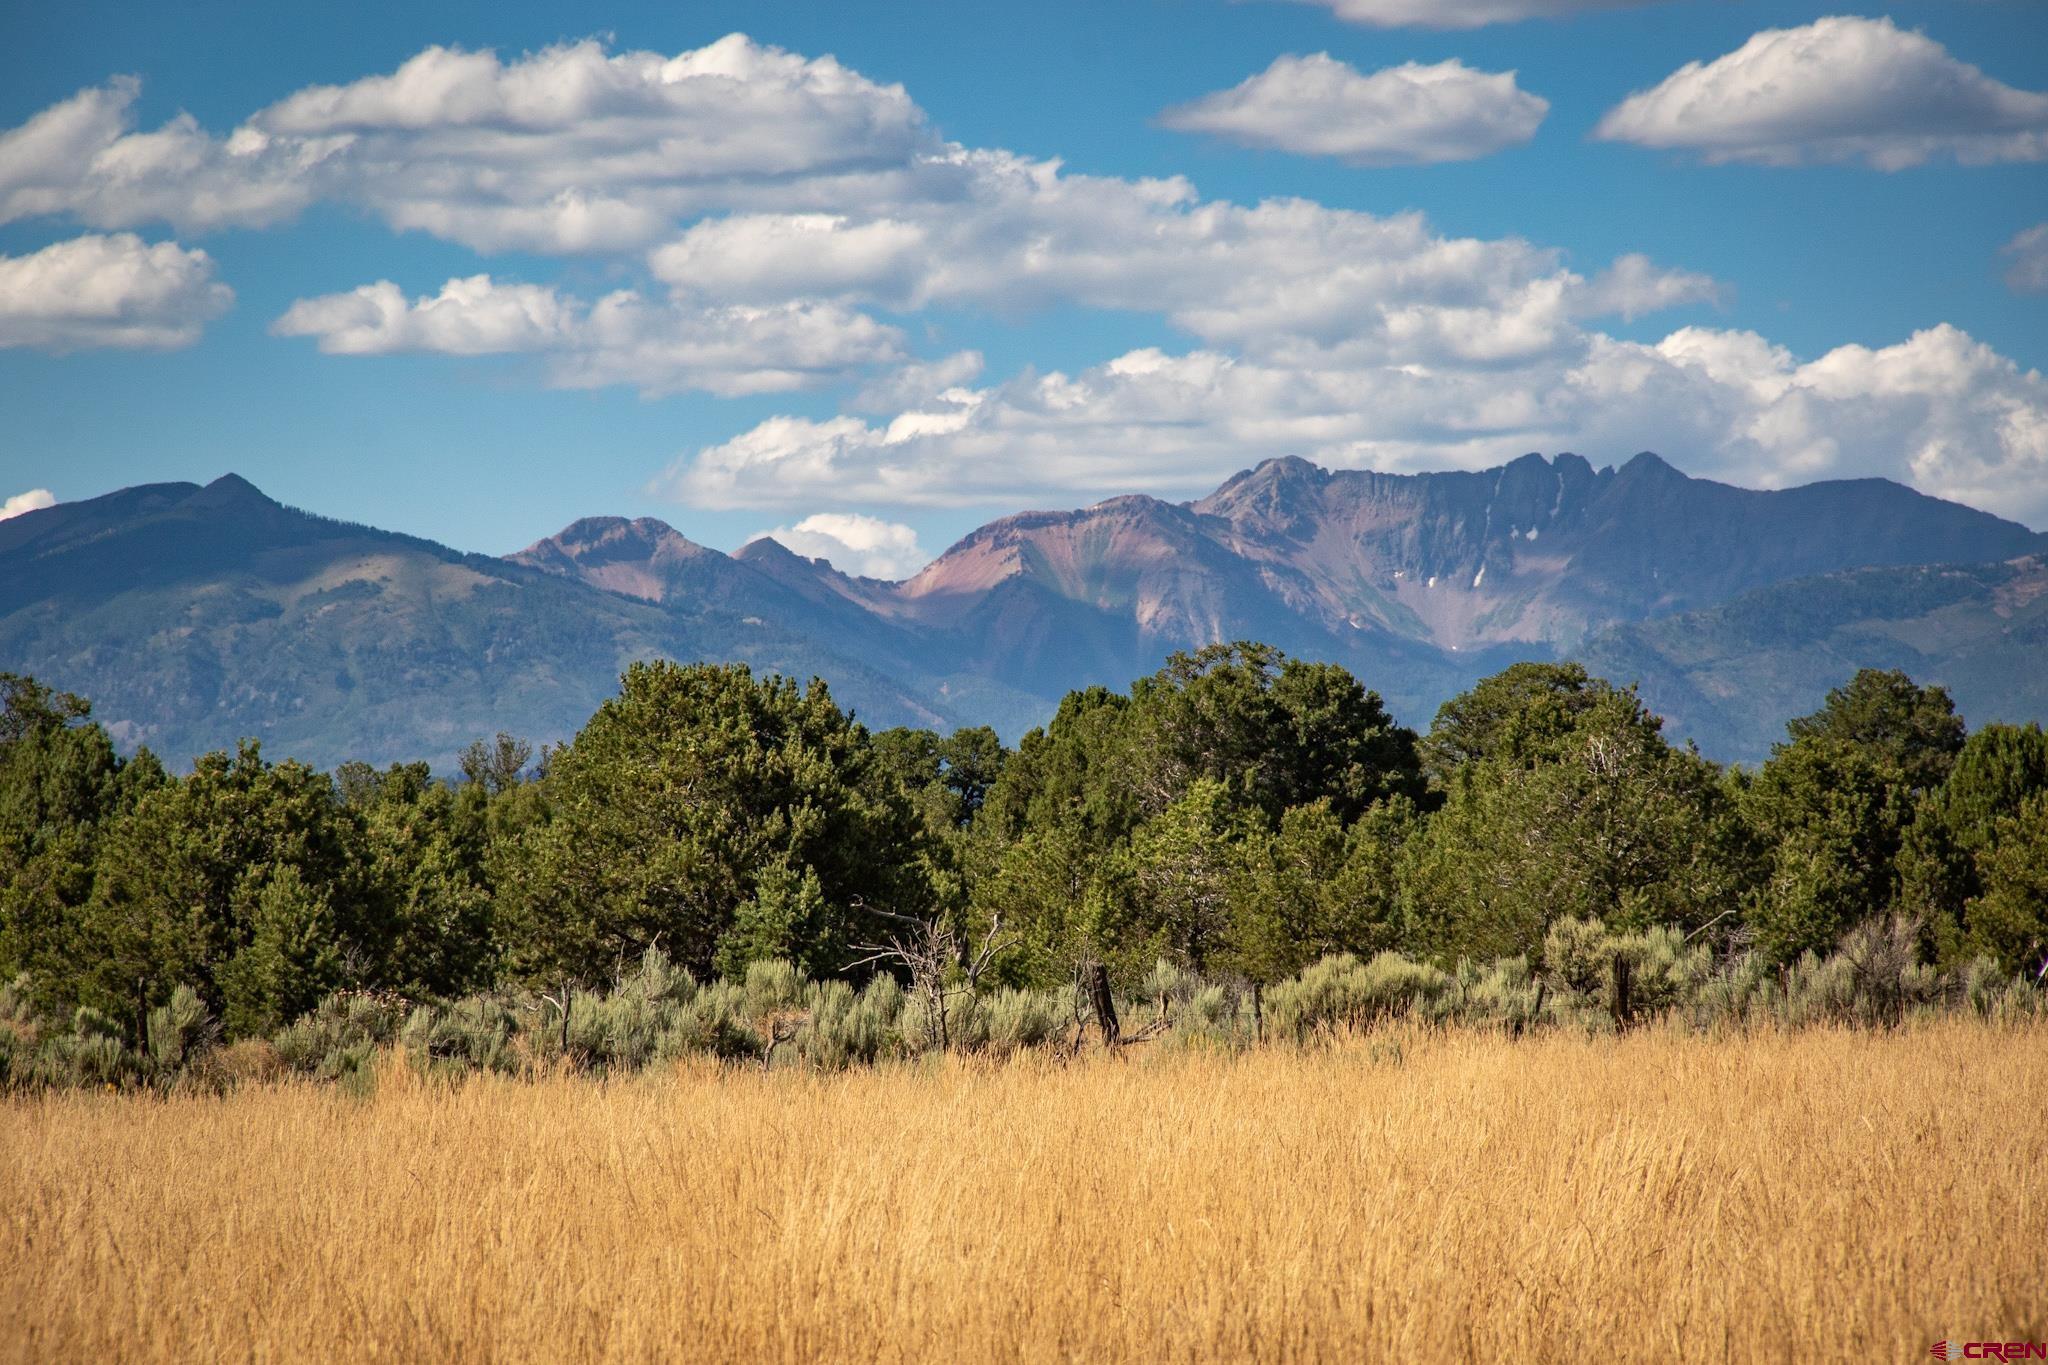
1265, 952, 1453, 1039
402, 998, 519, 1080
1, 926, 2040, 1094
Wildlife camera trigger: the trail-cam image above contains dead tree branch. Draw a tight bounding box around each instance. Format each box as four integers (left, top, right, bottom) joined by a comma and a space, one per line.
850, 909, 1018, 1054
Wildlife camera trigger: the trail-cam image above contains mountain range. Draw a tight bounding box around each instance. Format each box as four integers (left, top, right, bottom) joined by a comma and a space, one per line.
1, 453, 2040, 770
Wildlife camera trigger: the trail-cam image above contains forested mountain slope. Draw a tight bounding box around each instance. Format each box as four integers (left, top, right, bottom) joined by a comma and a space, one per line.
2, 456, 2039, 767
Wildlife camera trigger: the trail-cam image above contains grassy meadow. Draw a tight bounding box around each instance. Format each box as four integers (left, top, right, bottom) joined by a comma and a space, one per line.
4, 1020, 2043, 1363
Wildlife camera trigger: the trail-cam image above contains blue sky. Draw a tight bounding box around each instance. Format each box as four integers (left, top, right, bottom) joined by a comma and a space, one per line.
2, 0, 2044, 573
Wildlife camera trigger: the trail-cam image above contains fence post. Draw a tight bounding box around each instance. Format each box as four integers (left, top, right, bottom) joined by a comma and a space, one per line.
1087, 962, 1120, 1048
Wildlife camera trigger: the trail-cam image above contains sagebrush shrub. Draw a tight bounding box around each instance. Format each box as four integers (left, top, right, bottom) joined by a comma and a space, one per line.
1265, 952, 1451, 1038
403, 998, 519, 1079
1, 924, 2041, 1093
275, 992, 406, 1077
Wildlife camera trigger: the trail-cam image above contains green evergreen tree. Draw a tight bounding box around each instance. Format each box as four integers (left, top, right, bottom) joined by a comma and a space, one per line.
355, 765, 498, 998
1117, 779, 1252, 974
1743, 738, 1911, 963
500, 661, 935, 985
218, 865, 343, 1037
78, 741, 368, 1032
968, 815, 1106, 985
1898, 723, 2048, 959
1126, 643, 1423, 824
1225, 796, 1414, 982
976, 686, 1139, 849
0, 676, 167, 1014
1403, 690, 1745, 964
1418, 661, 1627, 781
716, 855, 833, 979
1961, 793, 2048, 979
1785, 669, 1965, 795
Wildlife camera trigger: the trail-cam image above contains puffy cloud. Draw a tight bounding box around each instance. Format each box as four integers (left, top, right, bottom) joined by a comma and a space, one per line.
1595, 16, 2048, 169
9, 31, 2036, 527
0, 232, 232, 350
849, 350, 984, 413
0, 38, 1708, 364
1287, 0, 1655, 29
1159, 55, 1547, 166
652, 165, 1714, 367
1567, 326, 2048, 519
0, 36, 933, 252
0, 489, 56, 521
2, 35, 1714, 378
0, 80, 316, 232
273, 274, 902, 396
647, 212, 931, 303
2003, 224, 2048, 294
659, 324, 2048, 526
273, 275, 569, 355
1575, 253, 1722, 322
746, 512, 929, 579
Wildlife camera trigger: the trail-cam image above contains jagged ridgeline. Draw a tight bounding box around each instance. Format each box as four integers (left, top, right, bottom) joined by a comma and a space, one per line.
2, 648, 2044, 1091
1, 455, 2041, 772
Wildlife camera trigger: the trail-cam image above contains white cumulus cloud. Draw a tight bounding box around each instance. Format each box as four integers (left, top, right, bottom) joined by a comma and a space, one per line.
659, 323, 2048, 526
1576, 253, 1723, 322
0, 79, 316, 233
1286, 0, 1656, 29
849, 350, 985, 413
1160, 55, 1548, 166
0, 37, 1711, 369
272, 274, 902, 397
1595, 16, 2048, 169
0, 489, 56, 521
1, 33, 1719, 383
2003, 224, 2048, 294
746, 512, 929, 579
4, 31, 2039, 529
0, 232, 232, 350
0, 36, 934, 252
650, 171, 1715, 368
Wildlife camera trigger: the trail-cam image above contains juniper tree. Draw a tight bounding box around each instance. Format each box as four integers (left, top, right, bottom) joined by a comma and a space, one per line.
1402, 688, 1745, 965
1742, 738, 1912, 964
77, 741, 370, 1034
1786, 669, 1965, 796
499, 661, 936, 986
0, 675, 167, 1012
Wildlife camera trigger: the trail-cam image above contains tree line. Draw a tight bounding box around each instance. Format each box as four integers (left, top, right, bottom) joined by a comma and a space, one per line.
2, 644, 2045, 1047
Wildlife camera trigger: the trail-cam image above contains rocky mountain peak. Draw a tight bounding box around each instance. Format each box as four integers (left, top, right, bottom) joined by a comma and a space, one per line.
509, 515, 719, 604
4, 453, 2044, 768
1195, 456, 1332, 539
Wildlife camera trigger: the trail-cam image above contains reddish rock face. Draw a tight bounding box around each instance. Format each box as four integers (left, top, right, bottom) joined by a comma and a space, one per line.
4, 456, 2040, 767
859, 450, 2040, 658
503, 451, 2043, 747
508, 516, 722, 605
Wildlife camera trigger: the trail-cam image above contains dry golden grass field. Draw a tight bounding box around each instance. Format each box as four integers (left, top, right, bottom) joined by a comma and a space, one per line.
3, 1021, 2044, 1363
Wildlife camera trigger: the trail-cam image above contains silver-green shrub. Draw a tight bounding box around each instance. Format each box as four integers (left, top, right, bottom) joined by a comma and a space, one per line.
402, 997, 519, 1079
793, 977, 908, 1069
655, 980, 763, 1062
977, 988, 1067, 1056
146, 985, 214, 1073
741, 960, 805, 1017
274, 991, 407, 1080
1264, 952, 1452, 1038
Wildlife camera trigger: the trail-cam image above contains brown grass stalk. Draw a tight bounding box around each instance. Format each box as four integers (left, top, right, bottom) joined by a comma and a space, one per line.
2, 1020, 2043, 1362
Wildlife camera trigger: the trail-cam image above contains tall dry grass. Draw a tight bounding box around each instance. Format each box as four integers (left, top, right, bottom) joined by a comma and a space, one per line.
2, 1021, 2043, 1363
